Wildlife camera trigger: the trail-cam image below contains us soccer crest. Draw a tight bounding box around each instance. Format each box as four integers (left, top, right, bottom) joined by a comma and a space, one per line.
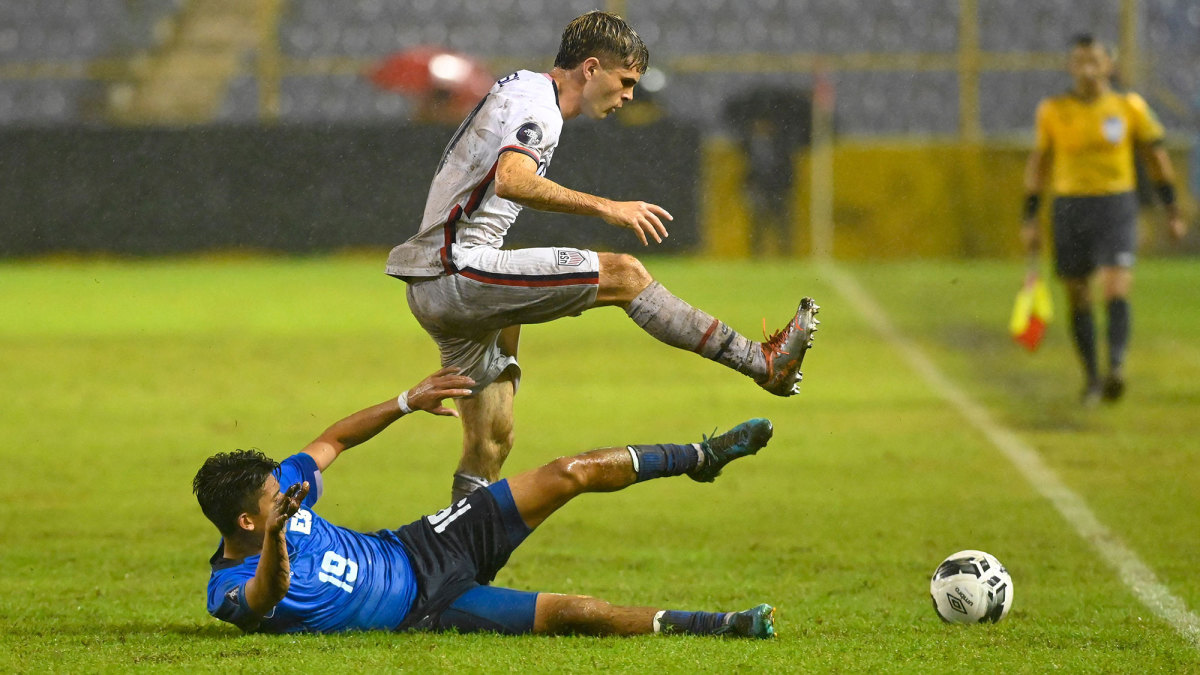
556, 249, 585, 266
1101, 115, 1125, 144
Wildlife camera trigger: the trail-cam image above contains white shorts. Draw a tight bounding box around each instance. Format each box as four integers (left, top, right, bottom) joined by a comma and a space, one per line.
402, 245, 600, 391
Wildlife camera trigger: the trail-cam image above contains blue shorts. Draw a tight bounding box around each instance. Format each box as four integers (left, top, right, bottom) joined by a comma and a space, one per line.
391, 481, 539, 634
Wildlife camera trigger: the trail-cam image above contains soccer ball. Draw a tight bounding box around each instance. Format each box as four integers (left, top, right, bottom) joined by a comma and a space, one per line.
929, 550, 1013, 624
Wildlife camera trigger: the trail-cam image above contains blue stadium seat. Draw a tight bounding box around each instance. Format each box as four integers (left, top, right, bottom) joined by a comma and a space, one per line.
0, 0, 1195, 132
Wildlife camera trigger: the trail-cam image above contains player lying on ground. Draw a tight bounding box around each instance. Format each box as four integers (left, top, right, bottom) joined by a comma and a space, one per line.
194, 367, 777, 638
384, 10, 819, 500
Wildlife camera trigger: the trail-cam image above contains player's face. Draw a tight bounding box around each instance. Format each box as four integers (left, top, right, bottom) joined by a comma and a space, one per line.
1068, 45, 1112, 93
581, 61, 641, 119
247, 475, 281, 531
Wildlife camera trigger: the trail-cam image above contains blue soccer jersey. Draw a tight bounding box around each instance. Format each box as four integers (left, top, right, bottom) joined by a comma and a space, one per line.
206, 453, 419, 633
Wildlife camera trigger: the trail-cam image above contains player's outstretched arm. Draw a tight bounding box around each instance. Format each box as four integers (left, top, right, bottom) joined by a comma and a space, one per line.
244, 480, 309, 616
301, 367, 475, 472
494, 151, 672, 246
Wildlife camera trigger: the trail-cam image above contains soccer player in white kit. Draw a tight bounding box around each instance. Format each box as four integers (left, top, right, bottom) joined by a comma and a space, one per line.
387, 11, 820, 501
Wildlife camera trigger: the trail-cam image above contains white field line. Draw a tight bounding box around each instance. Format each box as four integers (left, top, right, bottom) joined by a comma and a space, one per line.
823, 263, 1200, 649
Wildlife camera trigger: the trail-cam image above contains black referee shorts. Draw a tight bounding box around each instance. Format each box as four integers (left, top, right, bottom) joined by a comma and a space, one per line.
1052, 191, 1138, 278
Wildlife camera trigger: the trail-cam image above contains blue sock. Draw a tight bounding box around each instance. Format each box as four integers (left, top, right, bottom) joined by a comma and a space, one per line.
655, 610, 731, 635
626, 443, 700, 482
1071, 309, 1099, 383
1106, 298, 1130, 373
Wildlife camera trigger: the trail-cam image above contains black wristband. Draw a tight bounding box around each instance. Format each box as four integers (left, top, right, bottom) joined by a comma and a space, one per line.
1022, 194, 1041, 220
1155, 182, 1176, 207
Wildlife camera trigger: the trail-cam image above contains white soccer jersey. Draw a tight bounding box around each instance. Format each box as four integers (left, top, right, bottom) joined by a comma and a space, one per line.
386, 70, 563, 277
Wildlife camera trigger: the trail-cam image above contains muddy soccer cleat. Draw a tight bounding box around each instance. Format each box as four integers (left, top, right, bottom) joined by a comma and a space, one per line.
688, 418, 774, 483
715, 604, 776, 639
758, 297, 820, 396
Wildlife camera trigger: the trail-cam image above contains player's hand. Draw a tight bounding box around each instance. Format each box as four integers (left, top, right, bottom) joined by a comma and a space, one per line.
602, 200, 673, 246
405, 366, 476, 418
1019, 219, 1041, 254
1167, 214, 1188, 242
268, 481, 309, 535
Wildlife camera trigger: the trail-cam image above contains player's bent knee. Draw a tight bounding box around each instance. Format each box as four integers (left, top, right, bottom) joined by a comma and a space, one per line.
543, 456, 592, 494
596, 254, 654, 307
601, 253, 652, 288
619, 254, 652, 286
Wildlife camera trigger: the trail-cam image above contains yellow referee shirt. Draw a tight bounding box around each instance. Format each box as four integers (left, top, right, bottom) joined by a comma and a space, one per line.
1034, 90, 1164, 196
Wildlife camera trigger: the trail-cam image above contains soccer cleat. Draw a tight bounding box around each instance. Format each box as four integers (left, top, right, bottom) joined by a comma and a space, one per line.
1081, 379, 1103, 407
1102, 373, 1125, 403
758, 297, 820, 396
688, 418, 774, 483
715, 604, 776, 639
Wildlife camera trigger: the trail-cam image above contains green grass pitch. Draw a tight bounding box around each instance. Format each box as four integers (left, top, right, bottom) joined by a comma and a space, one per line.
2, 254, 1198, 671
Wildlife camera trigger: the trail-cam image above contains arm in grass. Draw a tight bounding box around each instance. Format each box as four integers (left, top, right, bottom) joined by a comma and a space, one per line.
299, 367, 475, 472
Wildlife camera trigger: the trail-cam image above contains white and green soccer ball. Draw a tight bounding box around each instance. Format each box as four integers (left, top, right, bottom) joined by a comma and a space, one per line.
930, 550, 1013, 624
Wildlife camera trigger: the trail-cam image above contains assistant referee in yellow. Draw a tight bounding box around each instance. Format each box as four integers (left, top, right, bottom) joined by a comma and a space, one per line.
1022, 34, 1186, 405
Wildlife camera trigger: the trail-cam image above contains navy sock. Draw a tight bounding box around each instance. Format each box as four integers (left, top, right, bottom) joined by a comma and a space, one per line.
626, 443, 700, 482
1106, 298, 1130, 373
1071, 309, 1099, 382
656, 610, 731, 635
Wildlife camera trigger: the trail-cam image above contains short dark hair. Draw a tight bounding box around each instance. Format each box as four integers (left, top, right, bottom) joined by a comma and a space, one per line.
193, 449, 278, 538
1071, 32, 1112, 56
553, 11, 649, 73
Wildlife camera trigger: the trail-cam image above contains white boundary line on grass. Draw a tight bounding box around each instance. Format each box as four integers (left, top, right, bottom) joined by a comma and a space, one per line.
823, 263, 1200, 649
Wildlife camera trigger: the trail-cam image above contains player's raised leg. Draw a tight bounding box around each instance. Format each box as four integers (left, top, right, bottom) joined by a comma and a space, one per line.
593, 252, 820, 397
506, 418, 773, 530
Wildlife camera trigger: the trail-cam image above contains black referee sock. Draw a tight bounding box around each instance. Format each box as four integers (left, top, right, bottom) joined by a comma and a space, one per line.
1106, 298, 1131, 373
1071, 309, 1100, 383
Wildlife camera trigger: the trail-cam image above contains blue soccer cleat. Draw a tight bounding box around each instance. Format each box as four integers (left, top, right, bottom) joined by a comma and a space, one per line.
688, 418, 774, 483
715, 604, 776, 639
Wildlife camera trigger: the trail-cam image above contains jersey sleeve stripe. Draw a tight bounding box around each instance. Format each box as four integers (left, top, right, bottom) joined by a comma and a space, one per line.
499, 145, 540, 163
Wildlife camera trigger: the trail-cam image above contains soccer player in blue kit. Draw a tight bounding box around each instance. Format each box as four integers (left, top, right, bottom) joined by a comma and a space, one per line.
386, 11, 820, 501
195, 366, 776, 638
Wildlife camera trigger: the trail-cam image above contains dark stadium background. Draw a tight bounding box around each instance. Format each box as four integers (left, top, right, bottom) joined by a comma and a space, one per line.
1, 0, 1195, 259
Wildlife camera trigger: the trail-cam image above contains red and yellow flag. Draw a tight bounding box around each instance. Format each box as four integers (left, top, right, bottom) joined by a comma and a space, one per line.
1010, 272, 1054, 352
